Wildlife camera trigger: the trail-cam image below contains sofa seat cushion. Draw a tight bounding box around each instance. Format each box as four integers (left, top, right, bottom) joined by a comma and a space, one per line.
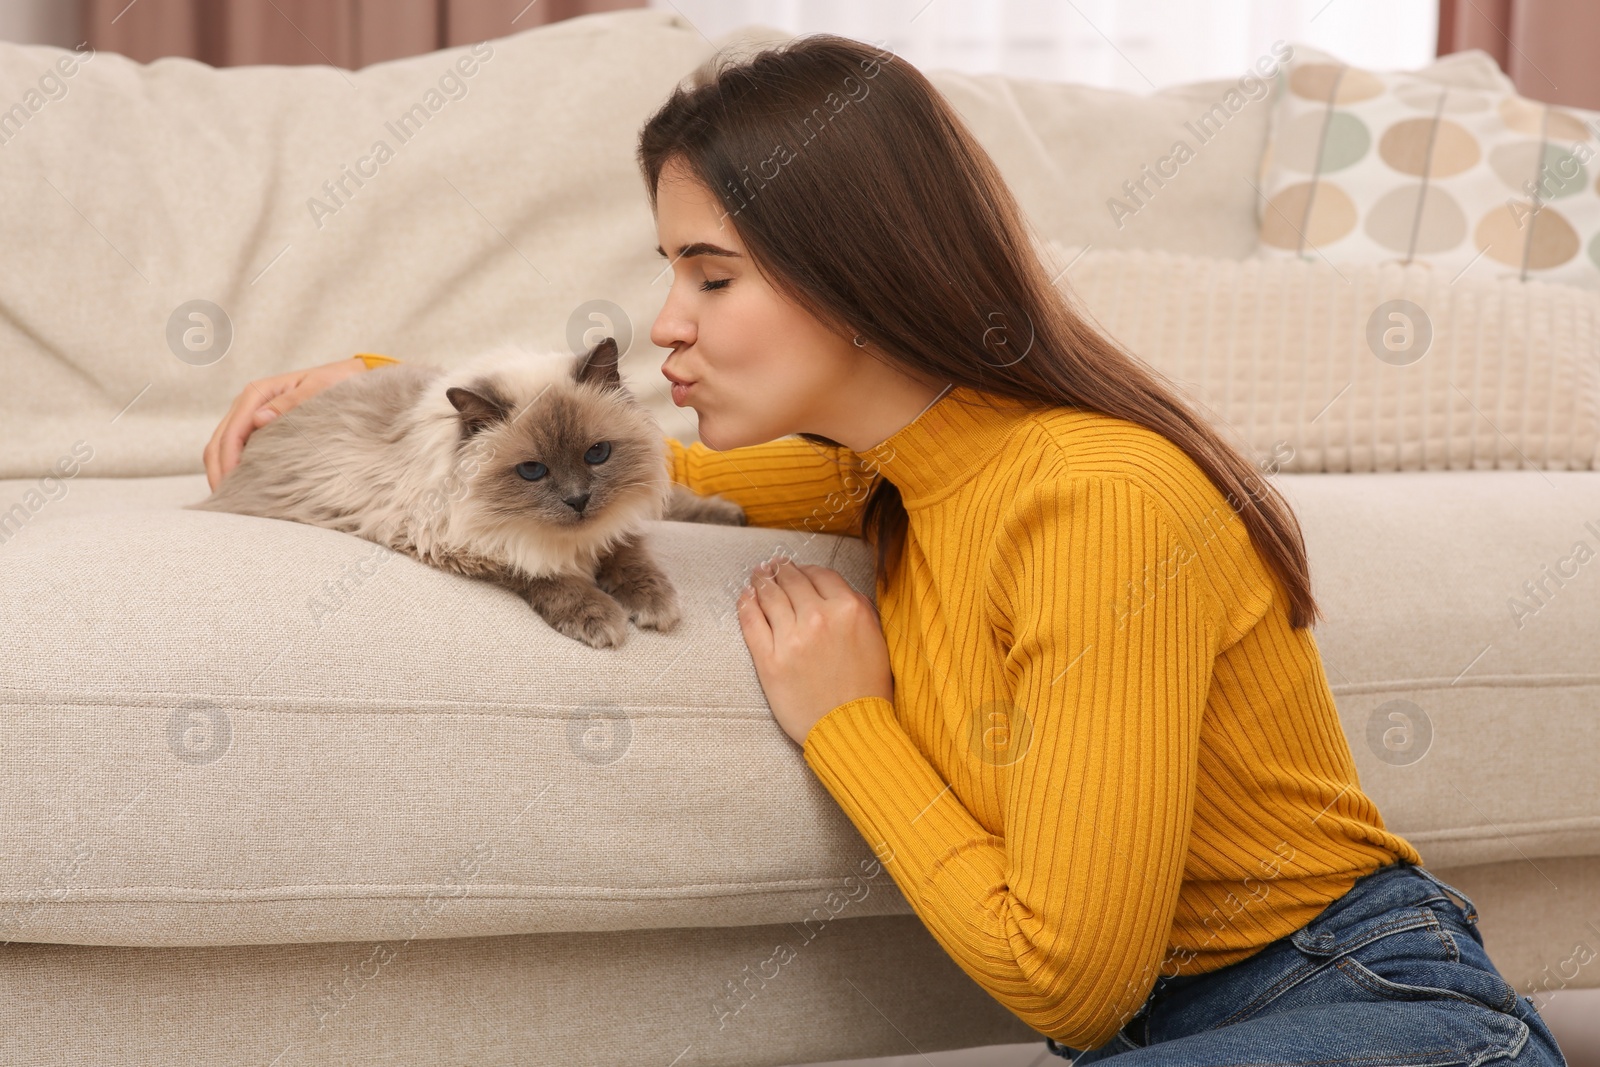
0, 476, 911, 948
1277, 468, 1600, 868
2, 470, 1596, 948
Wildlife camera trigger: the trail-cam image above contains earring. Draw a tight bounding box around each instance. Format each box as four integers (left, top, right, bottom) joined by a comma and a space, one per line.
853, 335, 866, 347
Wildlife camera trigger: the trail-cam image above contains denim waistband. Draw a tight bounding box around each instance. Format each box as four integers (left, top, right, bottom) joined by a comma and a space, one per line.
1302, 860, 1479, 934
1147, 860, 1476, 1005
1047, 860, 1543, 1064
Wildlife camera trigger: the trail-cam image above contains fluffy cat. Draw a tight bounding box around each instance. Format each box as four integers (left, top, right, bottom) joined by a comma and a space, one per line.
186, 337, 746, 649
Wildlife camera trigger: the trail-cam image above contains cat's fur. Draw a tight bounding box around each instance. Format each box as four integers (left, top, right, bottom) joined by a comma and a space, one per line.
187, 337, 746, 648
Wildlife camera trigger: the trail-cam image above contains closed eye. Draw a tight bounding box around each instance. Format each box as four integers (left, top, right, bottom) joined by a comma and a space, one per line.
699, 278, 731, 292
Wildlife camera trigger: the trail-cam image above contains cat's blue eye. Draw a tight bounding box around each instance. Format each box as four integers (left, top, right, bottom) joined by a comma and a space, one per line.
585, 442, 611, 464
516, 461, 547, 481
699, 278, 730, 292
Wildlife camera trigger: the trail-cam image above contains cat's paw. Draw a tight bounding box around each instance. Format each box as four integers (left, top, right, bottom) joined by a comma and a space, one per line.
628, 585, 682, 633
545, 592, 630, 649
664, 484, 747, 526
699, 496, 747, 526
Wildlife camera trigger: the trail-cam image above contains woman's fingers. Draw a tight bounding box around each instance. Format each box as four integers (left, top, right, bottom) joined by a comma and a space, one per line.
256, 376, 312, 420
764, 556, 825, 614
795, 562, 863, 602
202, 408, 226, 490
204, 391, 255, 491
745, 557, 870, 632
748, 560, 797, 631
216, 380, 289, 485
201, 357, 366, 491
736, 583, 771, 651
203, 376, 288, 490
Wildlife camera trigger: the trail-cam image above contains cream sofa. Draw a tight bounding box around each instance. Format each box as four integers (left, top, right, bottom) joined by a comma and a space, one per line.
2, 11, 1597, 1066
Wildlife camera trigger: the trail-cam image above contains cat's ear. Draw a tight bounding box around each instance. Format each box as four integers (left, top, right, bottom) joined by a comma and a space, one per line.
446, 384, 512, 437
574, 337, 621, 390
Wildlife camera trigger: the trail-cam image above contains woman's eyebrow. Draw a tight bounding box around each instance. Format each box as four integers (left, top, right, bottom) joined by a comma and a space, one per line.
654, 242, 742, 259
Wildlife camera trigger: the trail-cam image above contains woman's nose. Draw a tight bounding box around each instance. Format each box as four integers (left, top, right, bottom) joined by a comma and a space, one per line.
650, 291, 693, 352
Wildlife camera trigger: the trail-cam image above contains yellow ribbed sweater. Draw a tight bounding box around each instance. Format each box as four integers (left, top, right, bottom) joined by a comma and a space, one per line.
351, 353, 1422, 1048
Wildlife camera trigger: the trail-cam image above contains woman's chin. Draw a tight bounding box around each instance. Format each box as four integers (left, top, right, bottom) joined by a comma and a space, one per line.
694, 410, 778, 452
696, 419, 748, 453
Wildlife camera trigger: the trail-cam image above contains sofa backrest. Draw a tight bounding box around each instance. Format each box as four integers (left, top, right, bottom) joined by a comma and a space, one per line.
1052, 244, 1600, 473
0, 9, 1527, 479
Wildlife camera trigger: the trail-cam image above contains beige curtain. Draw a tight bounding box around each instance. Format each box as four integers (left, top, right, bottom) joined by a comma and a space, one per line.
1437, 0, 1600, 110
82, 0, 645, 68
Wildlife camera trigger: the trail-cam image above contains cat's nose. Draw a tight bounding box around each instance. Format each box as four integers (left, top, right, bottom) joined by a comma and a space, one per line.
564, 491, 591, 513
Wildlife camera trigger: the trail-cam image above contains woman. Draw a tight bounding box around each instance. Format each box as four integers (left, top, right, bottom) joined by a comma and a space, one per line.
203, 34, 1568, 1065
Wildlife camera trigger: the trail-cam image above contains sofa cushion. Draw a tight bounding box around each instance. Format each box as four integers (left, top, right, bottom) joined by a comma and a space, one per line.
1, 470, 1597, 947
924, 63, 1279, 261
1033, 47, 1515, 266
0, 483, 909, 947
1278, 468, 1600, 870
0, 10, 724, 482
1254, 43, 1600, 289
0, 11, 1283, 485
681, 22, 1280, 260
1049, 242, 1600, 472
0, 915, 1038, 1065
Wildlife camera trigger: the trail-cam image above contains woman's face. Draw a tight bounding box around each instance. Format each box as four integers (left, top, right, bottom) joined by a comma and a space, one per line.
649, 157, 861, 451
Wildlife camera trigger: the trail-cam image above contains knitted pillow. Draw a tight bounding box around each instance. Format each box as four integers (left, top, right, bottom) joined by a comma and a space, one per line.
1044, 242, 1600, 472
1252, 44, 1600, 290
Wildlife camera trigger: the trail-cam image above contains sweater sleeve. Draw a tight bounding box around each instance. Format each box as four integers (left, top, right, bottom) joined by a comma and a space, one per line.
665, 436, 881, 535
800, 475, 1219, 1048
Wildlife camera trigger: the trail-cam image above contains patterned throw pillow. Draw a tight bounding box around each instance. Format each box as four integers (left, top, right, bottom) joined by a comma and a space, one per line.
1253, 45, 1600, 289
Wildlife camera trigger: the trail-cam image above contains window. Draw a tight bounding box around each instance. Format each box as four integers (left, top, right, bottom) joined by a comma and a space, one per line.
652, 0, 1438, 91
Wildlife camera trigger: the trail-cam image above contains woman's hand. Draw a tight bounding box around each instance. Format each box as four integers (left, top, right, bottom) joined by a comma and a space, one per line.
202, 356, 370, 491
737, 554, 895, 747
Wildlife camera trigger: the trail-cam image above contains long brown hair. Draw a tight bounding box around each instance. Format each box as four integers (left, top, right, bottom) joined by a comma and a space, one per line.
637, 34, 1321, 630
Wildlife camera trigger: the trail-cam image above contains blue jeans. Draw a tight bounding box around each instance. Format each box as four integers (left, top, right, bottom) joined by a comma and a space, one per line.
1045, 860, 1568, 1065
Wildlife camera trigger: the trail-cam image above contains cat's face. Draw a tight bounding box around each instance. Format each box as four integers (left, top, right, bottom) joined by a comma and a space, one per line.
445, 338, 667, 531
